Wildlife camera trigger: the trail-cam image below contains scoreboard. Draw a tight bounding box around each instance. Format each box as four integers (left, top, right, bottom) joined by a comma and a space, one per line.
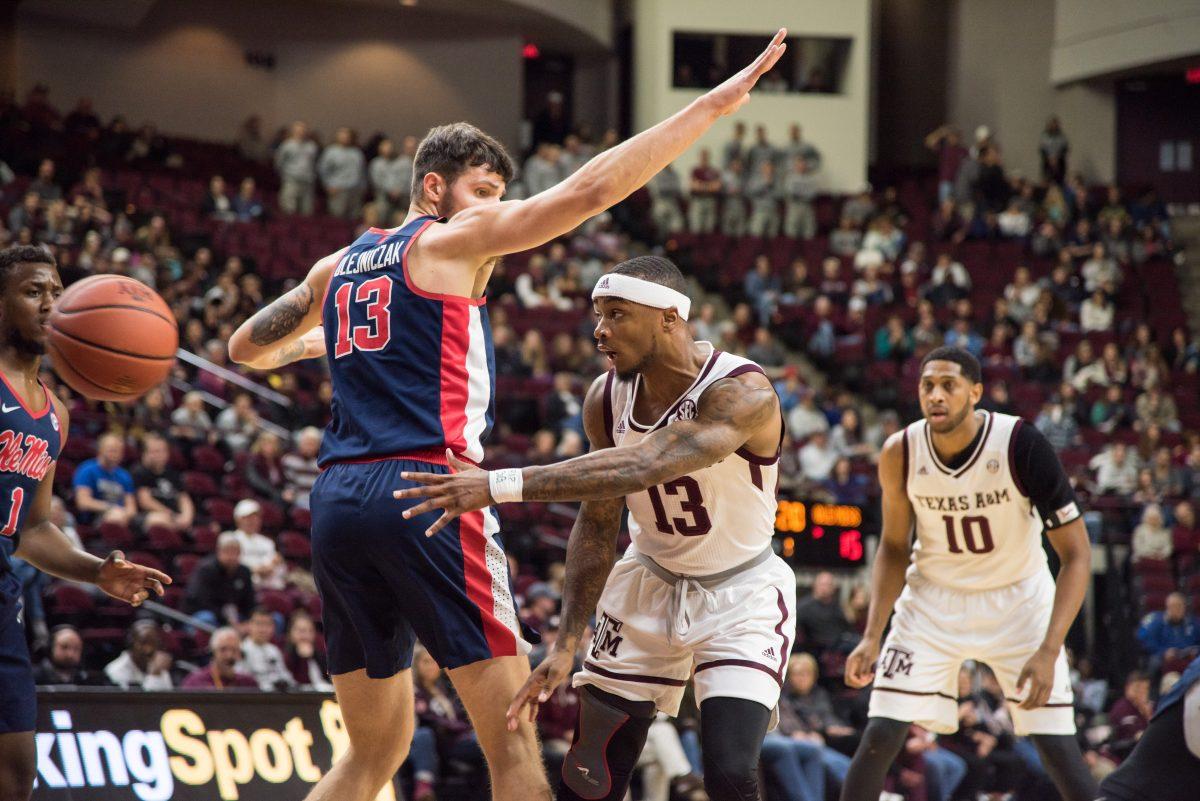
773, 499, 874, 568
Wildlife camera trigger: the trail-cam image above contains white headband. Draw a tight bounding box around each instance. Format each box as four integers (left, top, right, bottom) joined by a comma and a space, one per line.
591, 273, 691, 321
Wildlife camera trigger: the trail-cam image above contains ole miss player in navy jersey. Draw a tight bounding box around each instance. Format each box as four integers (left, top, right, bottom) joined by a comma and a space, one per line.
0, 246, 170, 801
229, 30, 789, 801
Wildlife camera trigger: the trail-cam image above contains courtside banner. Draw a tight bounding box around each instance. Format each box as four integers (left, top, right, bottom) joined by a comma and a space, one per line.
31, 689, 395, 801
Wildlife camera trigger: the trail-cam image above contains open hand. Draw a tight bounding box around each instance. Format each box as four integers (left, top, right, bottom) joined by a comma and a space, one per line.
704, 28, 788, 116
506, 648, 576, 731
392, 450, 492, 536
96, 550, 171, 607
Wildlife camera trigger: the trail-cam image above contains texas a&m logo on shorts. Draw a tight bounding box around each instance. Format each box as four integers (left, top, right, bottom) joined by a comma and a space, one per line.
880, 645, 915, 679
590, 612, 625, 659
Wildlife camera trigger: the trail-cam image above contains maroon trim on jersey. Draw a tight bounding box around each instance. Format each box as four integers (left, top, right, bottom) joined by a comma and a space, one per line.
748, 462, 763, 490
872, 686, 958, 702
721, 364, 765, 380
736, 446, 778, 466
1004, 696, 1073, 708
901, 431, 909, 493
925, 411, 992, 478
583, 661, 687, 687
0, 370, 50, 418
400, 217, 485, 306
320, 447, 478, 470
602, 370, 615, 445
628, 347, 721, 433
694, 659, 779, 684
1009, 418, 1029, 498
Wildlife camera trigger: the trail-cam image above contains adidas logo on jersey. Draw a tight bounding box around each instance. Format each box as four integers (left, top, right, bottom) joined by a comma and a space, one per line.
918, 466, 929, 475
761, 646, 776, 659
615, 419, 626, 435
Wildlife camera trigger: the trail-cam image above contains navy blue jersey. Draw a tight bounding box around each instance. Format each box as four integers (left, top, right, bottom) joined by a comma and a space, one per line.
0, 375, 61, 615
319, 215, 495, 467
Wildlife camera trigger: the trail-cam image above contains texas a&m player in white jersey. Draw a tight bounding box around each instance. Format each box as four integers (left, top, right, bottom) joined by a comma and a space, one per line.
838, 347, 1099, 801
395, 256, 794, 801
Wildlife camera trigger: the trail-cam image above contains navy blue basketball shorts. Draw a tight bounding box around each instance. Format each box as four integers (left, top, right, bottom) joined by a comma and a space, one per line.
0, 603, 35, 734
311, 457, 531, 678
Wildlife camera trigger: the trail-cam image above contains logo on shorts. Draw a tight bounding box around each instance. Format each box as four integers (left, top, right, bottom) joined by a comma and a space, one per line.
762, 646, 776, 659
880, 645, 914, 679
675, 399, 697, 421
986, 458, 1000, 474
591, 612, 625, 660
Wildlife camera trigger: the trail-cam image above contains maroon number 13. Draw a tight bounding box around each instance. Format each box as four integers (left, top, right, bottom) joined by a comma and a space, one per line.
647, 477, 711, 536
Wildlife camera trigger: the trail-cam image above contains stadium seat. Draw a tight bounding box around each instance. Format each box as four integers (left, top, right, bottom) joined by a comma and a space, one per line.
279, 531, 311, 560
48, 583, 96, 617
146, 525, 184, 552
98, 522, 135, 550
182, 471, 219, 499
202, 498, 235, 527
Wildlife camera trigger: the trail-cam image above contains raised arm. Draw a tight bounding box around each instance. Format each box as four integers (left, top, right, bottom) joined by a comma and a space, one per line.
421, 29, 788, 262
393, 371, 780, 536
844, 431, 914, 688
507, 375, 626, 727
227, 250, 342, 370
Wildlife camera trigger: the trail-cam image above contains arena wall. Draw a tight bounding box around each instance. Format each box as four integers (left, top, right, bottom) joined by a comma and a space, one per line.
14, 0, 525, 150
630, 0, 872, 193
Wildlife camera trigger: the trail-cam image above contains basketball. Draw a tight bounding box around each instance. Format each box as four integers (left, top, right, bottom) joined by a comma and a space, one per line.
47, 275, 178, 402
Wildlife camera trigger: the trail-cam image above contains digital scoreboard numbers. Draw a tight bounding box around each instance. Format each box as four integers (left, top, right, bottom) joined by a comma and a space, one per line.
773, 499, 869, 568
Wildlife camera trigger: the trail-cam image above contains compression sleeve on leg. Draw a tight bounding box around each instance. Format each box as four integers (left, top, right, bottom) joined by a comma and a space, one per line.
559, 685, 656, 801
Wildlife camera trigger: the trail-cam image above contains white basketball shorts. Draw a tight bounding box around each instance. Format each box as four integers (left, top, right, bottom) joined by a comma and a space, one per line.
868, 569, 1075, 735
574, 548, 797, 716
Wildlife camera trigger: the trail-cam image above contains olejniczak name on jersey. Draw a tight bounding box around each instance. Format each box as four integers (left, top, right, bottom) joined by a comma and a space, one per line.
912, 489, 1011, 513
336, 240, 405, 277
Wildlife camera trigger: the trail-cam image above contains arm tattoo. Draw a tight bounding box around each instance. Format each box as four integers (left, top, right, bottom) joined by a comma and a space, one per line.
522, 376, 778, 503
558, 499, 624, 649
264, 338, 306, 368
249, 283, 314, 346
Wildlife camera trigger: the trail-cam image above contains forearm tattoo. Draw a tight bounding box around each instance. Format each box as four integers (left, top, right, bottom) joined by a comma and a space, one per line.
249, 283, 314, 346
558, 499, 624, 648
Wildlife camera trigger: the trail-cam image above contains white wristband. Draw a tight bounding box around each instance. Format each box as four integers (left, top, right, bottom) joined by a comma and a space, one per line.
488, 468, 524, 504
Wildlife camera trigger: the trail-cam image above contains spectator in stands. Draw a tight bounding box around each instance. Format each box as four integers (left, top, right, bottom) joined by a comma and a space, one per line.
227, 498, 285, 589
1105, 671, 1152, 762
368, 137, 407, 225
747, 326, 786, 373
746, 160, 781, 238
235, 114, 269, 162
413, 645, 478, 799
29, 158, 62, 202
721, 121, 746, 166
1091, 384, 1133, 434
744, 255, 781, 325
925, 125, 968, 204
1039, 116, 1069, 183
73, 432, 137, 526
851, 263, 892, 307
1080, 288, 1114, 333
182, 627, 259, 689
782, 155, 818, 239
830, 408, 874, 460
799, 429, 838, 482
925, 252, 971, 305
241, 607, 296, 690
784, 652, 858, 755
720, 157, 748, 236
185, 532, 257, 628
1090, 442, 1140, 495
1035, 398, 1081, 450
318, 126, 365, 220
1136, 386, 1180, 433
1172, 501, 1197, 556
284, 609, 331, 690
523, 142, 562, 197
788, 391, 830, 442
874, 314, 913, 362
1003, 266, 1039, 322
829, 215, 862, 257
796, 572, 852, 652
520, 582, 559, 636
824, 457, 870, 506
215, 392, 260, 452
648, 162, 685, 237
8, 191, 41, 234
232, 177, 264, 223
170, 391, 215, 447
275, 120, 318, 215
1081, 243, 1121, 293
133, 432, 194, 532
1132, 504, 1173, 563
282, 426, 321, 509
944, 318, 984, 359
246, 431, 287, 503
202, 174, 235, 222
33, 625, 111, 686
687, 148, 721, 233
105, 619, 174, 689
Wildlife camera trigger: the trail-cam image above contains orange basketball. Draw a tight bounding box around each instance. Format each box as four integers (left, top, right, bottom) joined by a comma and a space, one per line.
47, 275, 178, 402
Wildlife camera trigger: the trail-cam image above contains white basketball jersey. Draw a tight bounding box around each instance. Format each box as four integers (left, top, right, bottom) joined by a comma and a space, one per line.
605, 345, 780, 575
903, 411, 1048, 591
